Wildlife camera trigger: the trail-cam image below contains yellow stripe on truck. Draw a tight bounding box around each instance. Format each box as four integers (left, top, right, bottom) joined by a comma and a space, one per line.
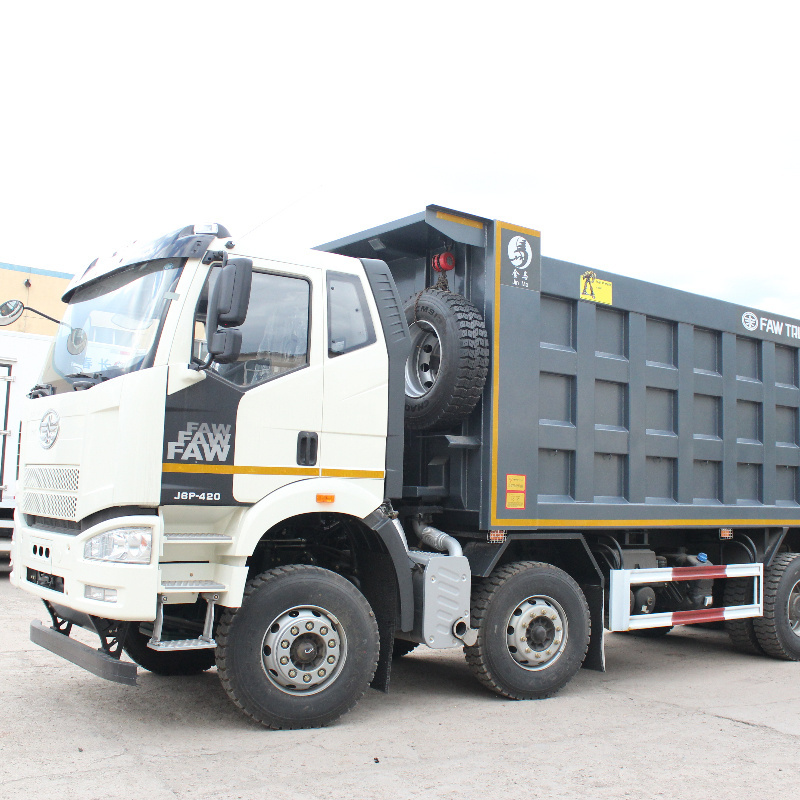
162, 464, 385, 479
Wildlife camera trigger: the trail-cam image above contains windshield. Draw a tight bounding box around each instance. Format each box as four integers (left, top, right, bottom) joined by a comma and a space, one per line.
40, 258, 185, 389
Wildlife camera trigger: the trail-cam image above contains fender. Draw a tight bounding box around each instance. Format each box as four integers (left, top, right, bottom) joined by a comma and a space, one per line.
231, 477, 385, 557
228, 477, 414, 631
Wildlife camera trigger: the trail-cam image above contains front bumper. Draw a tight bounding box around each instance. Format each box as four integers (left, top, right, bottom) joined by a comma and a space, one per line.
11, 512, 161, 621
30, 620, 138, 685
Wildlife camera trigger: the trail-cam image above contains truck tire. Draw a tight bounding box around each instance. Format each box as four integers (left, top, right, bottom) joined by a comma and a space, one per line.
465, 561, 590, 700
752, 553, 800, 660
404, 289, 489, 430
123, 628, 216, 676
392, 639, 418, 658
215, 565, 380, 730
723, 577, 763, 655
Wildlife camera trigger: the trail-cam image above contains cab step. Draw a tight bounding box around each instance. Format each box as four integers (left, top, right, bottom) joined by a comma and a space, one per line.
163, 533, 232, 543
148, 594, 217, 652
147, 637, 216, 651
160, 580, 227, 592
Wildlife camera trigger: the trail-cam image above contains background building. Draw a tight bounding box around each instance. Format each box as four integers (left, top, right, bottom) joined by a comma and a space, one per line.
1, 261, 73, 565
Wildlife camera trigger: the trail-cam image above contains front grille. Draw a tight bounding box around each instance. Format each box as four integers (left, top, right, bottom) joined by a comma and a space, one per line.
21, 465, 80, 521
24, 466, 80, 492
20, 492, 78, 521
24, 515, 81, 535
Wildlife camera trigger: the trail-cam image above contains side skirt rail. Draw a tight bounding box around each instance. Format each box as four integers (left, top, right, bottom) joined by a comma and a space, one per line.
608, 563, 763, 632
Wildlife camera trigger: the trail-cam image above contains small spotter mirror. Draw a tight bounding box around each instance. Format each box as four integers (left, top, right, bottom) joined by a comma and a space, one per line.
0, 299, 25, 326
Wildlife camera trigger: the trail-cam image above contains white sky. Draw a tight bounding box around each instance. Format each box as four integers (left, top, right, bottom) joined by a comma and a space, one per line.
2, 1, 798, 317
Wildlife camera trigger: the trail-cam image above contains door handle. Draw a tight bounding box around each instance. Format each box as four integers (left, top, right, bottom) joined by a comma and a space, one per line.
296, 431, 318, 466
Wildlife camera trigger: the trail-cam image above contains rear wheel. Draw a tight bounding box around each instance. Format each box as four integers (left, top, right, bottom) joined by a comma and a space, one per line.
216, 565, 380, 729
753, 553, 800, 660
465, 561, 590, 700
724, 577, 763, 655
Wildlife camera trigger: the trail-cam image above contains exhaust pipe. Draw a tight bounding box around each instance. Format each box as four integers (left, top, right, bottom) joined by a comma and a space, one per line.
411, 519, 463, 557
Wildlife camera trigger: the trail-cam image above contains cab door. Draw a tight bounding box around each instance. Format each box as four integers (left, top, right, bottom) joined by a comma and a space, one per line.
162, 260, 323, 507
231, 260, 323, 503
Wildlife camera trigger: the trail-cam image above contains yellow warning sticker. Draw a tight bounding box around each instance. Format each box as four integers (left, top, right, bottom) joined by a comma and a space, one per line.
580, 271, 612, 305
506, 474, 526, 492
506, 491, 526, 509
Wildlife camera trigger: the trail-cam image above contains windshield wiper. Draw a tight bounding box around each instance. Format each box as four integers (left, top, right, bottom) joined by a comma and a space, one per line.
65, 372, 110, 390
28, 383, 55, 399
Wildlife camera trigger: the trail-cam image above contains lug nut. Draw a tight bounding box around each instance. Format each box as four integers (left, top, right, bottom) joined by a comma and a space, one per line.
320, 626, 328, 635
281, 640, 289, 649
303, 674, 311, 683
290, 626, 299, 636
288, 669, 297, 678
328, 640, 336, 648
306, 621, 314, 630
318, 668, 326, 677
280, 656, 289, 665
327, 656, 335, 664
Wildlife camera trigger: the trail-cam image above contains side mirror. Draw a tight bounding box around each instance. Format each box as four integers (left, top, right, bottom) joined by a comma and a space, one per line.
0, 299, 25, 326
207, 328, 242, 364
195, 258, 252, 371
210, 258, 252, 329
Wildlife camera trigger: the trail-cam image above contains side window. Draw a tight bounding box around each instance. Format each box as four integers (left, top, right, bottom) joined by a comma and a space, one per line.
196, 269, 311, 387
327, 271, 376, 356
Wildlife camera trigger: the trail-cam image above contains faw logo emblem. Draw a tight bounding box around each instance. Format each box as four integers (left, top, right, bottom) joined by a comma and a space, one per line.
167, 422, 232, 462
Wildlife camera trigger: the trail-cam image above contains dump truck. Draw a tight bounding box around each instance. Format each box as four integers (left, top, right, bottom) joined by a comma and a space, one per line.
7, 206, 800, 729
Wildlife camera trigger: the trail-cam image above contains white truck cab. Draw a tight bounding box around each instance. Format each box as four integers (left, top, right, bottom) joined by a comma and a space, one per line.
9, 223, 473, 728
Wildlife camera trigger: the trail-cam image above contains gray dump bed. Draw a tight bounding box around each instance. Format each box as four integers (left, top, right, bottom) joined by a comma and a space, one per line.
320, 206, 800, 532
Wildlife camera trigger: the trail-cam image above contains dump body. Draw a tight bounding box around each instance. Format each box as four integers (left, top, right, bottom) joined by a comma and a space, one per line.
320, 205, 800, 533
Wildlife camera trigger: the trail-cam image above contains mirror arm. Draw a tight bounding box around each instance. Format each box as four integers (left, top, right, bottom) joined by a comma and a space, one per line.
23, 306, 63, 325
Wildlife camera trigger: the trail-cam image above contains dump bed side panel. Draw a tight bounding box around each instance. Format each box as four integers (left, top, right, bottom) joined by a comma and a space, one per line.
489, 248, 800, 529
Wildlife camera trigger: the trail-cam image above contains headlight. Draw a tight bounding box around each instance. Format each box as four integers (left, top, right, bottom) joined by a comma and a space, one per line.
84, 527, 152, 564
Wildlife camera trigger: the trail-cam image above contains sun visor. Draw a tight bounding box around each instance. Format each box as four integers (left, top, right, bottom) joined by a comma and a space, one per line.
62, 225, 229, 302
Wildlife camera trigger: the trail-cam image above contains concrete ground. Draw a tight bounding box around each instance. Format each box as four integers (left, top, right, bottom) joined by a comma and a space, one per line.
1, 574, 799, 800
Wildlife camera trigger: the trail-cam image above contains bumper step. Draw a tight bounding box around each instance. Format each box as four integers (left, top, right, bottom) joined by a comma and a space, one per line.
30, 620, 138, 686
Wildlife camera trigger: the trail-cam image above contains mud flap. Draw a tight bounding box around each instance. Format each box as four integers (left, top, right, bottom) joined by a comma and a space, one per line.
580, 583, 605, 672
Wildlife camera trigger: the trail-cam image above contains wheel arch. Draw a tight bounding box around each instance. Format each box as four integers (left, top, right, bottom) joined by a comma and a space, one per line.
232, 479, 414, 634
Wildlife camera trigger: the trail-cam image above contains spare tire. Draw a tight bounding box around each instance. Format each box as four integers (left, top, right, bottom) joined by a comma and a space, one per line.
403, 289, 489, 430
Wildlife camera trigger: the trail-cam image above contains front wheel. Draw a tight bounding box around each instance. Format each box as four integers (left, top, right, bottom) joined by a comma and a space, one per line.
465, 561, 590, 700
216, 565, 379, 730
753, 553, 800, 660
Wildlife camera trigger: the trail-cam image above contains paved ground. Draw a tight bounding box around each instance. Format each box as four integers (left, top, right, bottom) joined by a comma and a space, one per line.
1, 574, 799, 800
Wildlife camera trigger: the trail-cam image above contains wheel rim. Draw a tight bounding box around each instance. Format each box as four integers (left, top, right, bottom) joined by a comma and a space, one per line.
505, 595, 568, 671
787, 579, 800, 637
262, 605, 347, 695
405, 321, 442, 398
